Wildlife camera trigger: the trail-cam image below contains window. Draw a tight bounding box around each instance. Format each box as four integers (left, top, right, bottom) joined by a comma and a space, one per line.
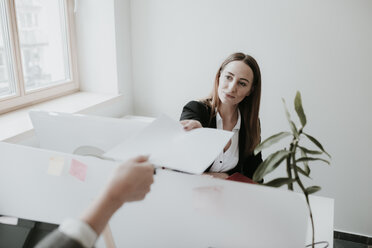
0, 0, 78, 114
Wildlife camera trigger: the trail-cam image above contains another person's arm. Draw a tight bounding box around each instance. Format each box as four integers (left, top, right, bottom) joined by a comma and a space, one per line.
36, 156, 154, 248
81, 155, 153, 235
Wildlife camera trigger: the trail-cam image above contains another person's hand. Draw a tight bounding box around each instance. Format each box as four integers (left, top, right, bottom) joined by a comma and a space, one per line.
104, 155, 154, 208
180, 119, 202, 131
81, 156, 154, 235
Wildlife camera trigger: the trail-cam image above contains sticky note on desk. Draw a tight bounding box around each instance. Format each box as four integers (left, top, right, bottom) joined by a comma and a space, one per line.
47, 156, 65, 176
69, 159, 88, 182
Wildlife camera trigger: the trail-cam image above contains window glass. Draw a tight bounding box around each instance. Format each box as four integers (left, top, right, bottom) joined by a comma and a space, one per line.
0, 0, 16, 98
15, 0, 71, 92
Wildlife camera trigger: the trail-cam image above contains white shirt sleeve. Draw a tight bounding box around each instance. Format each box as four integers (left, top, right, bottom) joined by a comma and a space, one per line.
58, 218, 98, 248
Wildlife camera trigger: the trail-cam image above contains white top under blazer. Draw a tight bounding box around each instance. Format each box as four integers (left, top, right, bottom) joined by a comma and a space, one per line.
209, 109, 241, 172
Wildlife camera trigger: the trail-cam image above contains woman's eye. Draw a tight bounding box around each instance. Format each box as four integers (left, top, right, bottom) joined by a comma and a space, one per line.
225, 75, 232, 80
239, 81, 247, 87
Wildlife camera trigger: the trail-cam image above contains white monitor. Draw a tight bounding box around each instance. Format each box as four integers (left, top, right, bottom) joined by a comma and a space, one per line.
29, 110, 151, 154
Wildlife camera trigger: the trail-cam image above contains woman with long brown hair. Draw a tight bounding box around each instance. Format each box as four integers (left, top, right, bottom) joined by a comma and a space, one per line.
180, 52, 262, 179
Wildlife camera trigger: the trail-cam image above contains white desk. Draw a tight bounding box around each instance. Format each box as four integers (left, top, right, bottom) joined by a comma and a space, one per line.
0, 142, 333, 247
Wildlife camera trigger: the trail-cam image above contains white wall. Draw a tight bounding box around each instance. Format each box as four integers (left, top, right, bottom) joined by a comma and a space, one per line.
75, 0, 118, 94
129, 0, 372, 237
74, 0, 133, 114
114, 0, 134, 112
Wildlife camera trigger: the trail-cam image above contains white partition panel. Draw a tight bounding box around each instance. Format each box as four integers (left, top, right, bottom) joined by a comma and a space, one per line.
0, 142, 315, 247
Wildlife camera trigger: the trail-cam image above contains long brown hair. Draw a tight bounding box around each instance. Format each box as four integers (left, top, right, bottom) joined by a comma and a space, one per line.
202, 52, 261, 155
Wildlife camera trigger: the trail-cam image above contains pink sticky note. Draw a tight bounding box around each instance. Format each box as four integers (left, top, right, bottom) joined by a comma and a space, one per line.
69, 159, 88, 181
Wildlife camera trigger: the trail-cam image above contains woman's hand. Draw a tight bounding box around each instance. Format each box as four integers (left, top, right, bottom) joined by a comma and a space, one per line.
180, 119, 202, 131
203, 172, 229, 179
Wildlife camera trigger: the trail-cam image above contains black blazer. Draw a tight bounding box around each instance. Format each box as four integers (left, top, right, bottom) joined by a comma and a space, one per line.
180, 100, 262, 179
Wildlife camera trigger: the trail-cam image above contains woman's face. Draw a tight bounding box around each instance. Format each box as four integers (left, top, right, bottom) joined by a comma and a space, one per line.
218, 60, 254, 107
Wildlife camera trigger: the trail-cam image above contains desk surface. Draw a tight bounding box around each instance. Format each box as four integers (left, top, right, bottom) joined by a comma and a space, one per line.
0, 142, 333, 247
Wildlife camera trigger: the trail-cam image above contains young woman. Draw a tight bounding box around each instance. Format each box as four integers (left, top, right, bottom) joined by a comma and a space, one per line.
180, 52, 262, 179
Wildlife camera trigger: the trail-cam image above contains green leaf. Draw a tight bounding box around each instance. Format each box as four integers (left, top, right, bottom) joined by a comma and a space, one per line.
282, 98, 291, 121
303, 163, 311, 175
253, 150, 291, 182
282, 98, 299, 138
264, 177, 296, 187
299, 147, 309, 170
303, 132, 331, 158
295, 165, 311, 178
294, 143, 311, 178
294, 91, 307, 127
296, 157, 330, 165
298, 146, 323, 155
254, 132, 291, 155
306, 186, 321, 194
289, 121, 299, 138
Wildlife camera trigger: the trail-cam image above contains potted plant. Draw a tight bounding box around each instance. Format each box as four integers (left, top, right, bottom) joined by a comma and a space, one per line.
252, 91, 331, 248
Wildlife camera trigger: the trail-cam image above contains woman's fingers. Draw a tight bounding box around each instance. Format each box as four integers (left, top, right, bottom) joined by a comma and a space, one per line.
203, 172, 229, 179
180, 120, 202, 131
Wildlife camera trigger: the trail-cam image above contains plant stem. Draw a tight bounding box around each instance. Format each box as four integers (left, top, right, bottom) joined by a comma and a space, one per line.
292, 140, 315, 248
287, 143, 294, 190
304, 194, 315, 248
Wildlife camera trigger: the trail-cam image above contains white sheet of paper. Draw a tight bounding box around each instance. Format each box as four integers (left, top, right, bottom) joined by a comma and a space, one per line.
104, 114, 233, 174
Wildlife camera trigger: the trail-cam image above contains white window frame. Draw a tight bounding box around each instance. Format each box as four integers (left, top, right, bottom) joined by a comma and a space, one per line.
0, 0, 79, 114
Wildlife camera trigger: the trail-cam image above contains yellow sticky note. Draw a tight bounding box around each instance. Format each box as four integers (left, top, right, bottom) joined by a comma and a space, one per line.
47, 156, 65, 176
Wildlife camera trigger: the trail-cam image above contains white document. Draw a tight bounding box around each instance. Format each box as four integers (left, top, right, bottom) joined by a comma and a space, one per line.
104, 115, 233, 174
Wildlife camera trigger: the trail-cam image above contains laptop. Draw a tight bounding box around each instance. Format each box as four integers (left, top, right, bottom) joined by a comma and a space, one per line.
29, 110, 151, 154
